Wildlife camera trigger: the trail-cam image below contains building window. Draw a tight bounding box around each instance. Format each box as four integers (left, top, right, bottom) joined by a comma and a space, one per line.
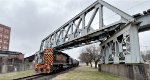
0, 39, 2, 42
3, 46, 8, 50
4, 35, 9, 39
4, 41, 7, 44
4, 29, 9, 34
0, 27, 3, 32
0, 34, 2, 37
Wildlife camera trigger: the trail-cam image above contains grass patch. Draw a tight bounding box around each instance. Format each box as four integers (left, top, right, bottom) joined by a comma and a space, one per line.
52, 65, 122, 80
0, 70, 36, 80
0, 65, 122, 80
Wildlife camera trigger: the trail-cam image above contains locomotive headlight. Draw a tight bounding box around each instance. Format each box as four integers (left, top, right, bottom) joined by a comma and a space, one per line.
45, 64, 50, 70
44, 64, 48, 67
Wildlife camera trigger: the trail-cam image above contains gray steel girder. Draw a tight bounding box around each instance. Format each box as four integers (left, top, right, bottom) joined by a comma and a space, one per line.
36, 0, 150, 64
39, 0, 135, 52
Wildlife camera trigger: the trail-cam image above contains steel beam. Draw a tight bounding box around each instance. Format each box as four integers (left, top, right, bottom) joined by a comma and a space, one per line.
37, 0, 150, 64
39, 0, 134, 52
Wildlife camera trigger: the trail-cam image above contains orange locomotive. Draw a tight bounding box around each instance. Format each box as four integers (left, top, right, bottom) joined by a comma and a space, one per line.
34, 48, 79, 73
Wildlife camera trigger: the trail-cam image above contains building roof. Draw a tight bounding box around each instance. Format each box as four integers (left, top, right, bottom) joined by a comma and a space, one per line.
0, 24, 11, 29
0, 50, 23, 55
24, 54, 35, 62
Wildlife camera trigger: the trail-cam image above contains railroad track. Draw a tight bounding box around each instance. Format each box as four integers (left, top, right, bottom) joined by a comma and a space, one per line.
13, 74, 45, 80
13, 67, 77, 80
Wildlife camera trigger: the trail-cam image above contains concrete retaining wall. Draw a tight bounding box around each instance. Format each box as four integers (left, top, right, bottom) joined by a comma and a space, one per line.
98, 64, 150, 80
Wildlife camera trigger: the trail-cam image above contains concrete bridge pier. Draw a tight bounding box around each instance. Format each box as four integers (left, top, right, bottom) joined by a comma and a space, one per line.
98, 64, 150, 80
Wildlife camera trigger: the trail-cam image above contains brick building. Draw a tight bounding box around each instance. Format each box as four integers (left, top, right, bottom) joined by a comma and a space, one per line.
0, 24, 11, 50
0, 51, 24, 64
0, 51, 24, 73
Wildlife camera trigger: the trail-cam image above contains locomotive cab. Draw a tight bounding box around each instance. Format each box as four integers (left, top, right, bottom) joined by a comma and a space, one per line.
34, 49, 53, 73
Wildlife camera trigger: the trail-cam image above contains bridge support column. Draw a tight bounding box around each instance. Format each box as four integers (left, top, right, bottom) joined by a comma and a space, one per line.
100, 23, 143, 64
126, 24, 141, 63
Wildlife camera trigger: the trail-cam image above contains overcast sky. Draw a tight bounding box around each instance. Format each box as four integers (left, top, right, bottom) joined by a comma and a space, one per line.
0, 0, 150, 59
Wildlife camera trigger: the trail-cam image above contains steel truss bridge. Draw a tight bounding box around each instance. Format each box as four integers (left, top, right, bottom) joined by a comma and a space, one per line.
37, 0, 150, 64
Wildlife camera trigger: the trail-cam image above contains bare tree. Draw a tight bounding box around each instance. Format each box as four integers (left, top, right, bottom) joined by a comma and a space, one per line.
85, 46, 93, 67
78, 50, 93, 66
86, 45, 101, 68
92, 46, 101, 68
79, 44, 101, 68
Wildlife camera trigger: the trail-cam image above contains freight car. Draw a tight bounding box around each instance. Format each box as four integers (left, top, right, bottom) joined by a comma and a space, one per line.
34, 48, 79, 73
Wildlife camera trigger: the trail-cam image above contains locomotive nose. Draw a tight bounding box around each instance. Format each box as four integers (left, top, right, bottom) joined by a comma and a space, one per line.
34, 63, 51, 73
34, 64, 38, 71
44, 64, 50, 70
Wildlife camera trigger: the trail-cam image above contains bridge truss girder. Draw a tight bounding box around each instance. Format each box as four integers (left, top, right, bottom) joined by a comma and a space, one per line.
39, 0, 134, 52
36, 0, 147, 64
